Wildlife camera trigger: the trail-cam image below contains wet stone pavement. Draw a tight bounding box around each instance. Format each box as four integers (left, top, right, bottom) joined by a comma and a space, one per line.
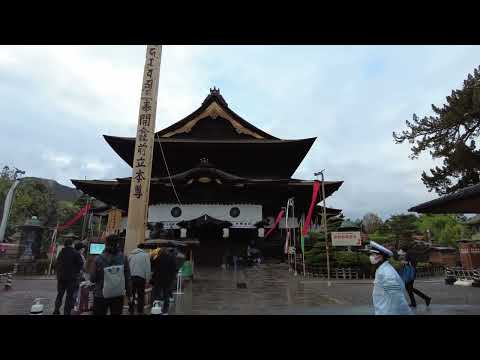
183, 263, 480, 315
1, 263, 480, 315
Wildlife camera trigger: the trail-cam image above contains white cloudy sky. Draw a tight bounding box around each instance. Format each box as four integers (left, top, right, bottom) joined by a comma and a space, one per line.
1, 45, 479, 220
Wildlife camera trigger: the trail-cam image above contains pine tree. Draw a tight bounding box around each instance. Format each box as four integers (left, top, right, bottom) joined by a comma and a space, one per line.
393, 65, 480, 195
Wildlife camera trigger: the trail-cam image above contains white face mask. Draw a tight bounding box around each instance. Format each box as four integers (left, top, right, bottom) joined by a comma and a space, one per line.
369, 254, 382, 265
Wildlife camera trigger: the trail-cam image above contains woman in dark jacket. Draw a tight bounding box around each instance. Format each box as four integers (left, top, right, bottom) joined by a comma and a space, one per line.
151, 247, 176, 314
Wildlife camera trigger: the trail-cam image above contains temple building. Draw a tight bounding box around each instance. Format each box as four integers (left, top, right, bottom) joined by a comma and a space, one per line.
72, 88, 343, 266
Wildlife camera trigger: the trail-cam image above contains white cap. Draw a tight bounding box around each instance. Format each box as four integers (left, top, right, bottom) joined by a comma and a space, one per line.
369, 241, 393, 257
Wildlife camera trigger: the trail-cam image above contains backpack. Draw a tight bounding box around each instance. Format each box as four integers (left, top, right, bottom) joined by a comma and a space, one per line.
402, 263, 415, 283
102, 255, 126, 299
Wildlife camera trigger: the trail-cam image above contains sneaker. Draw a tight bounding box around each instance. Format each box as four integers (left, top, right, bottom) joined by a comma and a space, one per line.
169, 297, 174, 303
53, 310, 60, 315
426, 298, 431, 307
408, 304, 416, 308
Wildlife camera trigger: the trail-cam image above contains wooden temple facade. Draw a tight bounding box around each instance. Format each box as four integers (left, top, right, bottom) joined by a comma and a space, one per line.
72, 88, 343, 266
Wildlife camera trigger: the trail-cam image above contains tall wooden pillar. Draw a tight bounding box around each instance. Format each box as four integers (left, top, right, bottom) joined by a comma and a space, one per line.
124, 45, 162, 255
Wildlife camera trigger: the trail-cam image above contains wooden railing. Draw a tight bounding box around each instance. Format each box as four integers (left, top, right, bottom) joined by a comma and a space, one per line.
291, 255, 445, 280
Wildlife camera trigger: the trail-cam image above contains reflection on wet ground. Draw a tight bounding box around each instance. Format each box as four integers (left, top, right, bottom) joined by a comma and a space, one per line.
2, 263, 480, 315
169, 263, 480, 315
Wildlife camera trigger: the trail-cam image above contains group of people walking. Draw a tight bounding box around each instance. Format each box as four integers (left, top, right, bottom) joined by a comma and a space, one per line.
54, 234, 187, 315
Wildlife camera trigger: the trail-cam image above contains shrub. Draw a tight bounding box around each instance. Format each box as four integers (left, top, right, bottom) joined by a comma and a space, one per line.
333, 251, 359, 268
306, 253, 327, 266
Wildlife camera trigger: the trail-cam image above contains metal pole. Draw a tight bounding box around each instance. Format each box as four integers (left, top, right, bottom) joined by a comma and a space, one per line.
302, 215, 306, 277
285, 200, 291, 272
315, 170, 330, 286
47, 225, 58, 276
292, 199, 297, 276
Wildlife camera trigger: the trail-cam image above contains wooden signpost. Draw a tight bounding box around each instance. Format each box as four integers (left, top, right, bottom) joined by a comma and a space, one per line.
124, 45, 162, 255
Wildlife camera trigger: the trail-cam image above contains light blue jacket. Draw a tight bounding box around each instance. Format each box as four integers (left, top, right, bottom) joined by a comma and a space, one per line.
373, 261, 412, 315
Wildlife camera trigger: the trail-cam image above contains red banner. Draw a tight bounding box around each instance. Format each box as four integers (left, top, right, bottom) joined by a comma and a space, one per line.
265, 209, 285, 238
58, 203, 91, 232
302, 180, 321, 236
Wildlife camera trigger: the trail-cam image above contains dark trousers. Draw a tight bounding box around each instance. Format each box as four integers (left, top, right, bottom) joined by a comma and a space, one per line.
153, 284, 170, 314
54, 279, 77, 315
405, 280, 430, 306
130, 276, 146, 314
93, 296, 124, 315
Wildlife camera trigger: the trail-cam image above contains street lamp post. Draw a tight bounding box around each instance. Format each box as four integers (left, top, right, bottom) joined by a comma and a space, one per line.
314, 170, 331, 286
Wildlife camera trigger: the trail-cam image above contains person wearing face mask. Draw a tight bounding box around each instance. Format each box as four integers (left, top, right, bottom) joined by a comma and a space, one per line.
369, 241, 412, 315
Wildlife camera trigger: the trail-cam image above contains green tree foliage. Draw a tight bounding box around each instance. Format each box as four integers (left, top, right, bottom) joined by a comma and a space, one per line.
416, 214, 465, 247
306, 211, 467, 269
304, 216, 341, 265
386, 214, 418, 249
368, 225, 394, 245
393, 66, 480, 195
8, 179, 57, 237
333, 251, 370, 268
0, 164, 85, 244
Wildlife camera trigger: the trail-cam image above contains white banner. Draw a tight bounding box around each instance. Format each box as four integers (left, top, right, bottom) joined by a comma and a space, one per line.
331, 231, 362, 247
0, 180, 20, 242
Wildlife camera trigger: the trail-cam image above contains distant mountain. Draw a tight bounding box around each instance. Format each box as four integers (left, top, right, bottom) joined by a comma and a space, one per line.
24, 177, 82, 202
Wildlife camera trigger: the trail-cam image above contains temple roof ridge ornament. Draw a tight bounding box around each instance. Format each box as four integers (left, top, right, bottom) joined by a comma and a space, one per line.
202, 86, 228, 107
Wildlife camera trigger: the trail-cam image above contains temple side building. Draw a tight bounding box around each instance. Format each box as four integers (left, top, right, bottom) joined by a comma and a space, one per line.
72, 88, 343, 266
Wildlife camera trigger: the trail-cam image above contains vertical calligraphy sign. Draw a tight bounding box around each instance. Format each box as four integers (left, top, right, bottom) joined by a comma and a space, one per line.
124, 45, 162, 255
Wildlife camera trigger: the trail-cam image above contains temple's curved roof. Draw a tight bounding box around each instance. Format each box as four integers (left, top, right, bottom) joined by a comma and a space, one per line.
155, 87, 278, 140
103, 88, 317, 179
71, 178, 343, 213
103, 135, 316, 179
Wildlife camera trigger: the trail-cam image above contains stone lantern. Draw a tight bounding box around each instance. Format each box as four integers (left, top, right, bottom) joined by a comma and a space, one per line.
19, 216, 45, 261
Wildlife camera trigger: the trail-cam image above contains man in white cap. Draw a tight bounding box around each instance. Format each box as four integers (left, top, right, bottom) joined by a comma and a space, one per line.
369, 241, 412, 315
